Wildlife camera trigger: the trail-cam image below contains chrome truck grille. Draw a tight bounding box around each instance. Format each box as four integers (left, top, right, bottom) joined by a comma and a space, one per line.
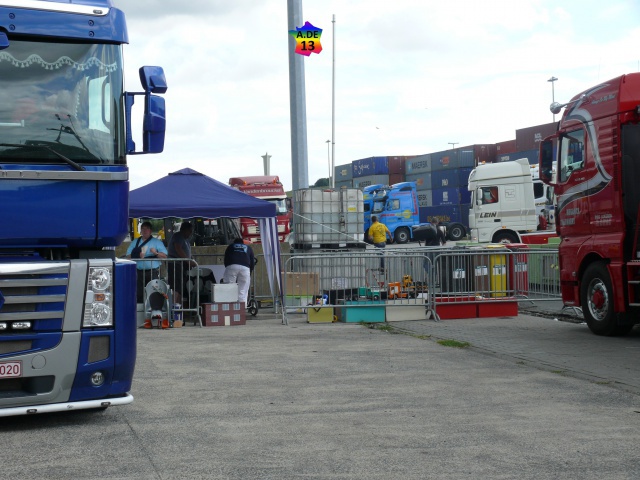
0, 262, 69, 344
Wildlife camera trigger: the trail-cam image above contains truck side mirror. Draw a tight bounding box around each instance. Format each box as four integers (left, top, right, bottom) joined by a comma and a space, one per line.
476, 188, 483, 205
539, 138, 555, 184
125, 66, 168, 155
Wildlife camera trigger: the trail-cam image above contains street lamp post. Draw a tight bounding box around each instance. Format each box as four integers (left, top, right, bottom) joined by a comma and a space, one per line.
325, 140, 331, 186
548, 76, 558, 122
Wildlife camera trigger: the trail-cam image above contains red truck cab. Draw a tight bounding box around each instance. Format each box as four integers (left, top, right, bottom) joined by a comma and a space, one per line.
229, 176, 291, 243
539, 73, 640, 335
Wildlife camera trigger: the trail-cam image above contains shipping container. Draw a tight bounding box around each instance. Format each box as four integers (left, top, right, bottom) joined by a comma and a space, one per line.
352, 156, 389, 178
419, 204, 462, 224
495, 139, 517, 156
431, 149, 459, 171
334, 163, 353, 181
335, 179, 353, 189
495, 149, 538, 164
405, 154, 432, 174
458, 144, 497, 167
432, 186, 465, 206
353, 174, 389, 189
458, 167, 473, 186
388, 156, 412, 174
405, 171, 432, 190
515, 122, 556, 152
416, 188, 433, 208
431, 168, 473, 189
389, 172, 405, 186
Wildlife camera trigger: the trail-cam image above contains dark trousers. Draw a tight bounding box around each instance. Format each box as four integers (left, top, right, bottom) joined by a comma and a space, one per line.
136, 268, 160, 304
374, 242, 386, 269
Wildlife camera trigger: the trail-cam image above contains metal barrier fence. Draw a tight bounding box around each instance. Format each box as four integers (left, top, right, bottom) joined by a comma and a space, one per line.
131, 245, 561, 327
281, 245, 561, 325
428, 247, 561, 319
282, 249, 433, 325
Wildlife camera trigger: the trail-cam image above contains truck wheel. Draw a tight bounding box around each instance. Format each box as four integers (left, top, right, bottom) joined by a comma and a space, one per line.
447, 223, 466, 242
492, 231, 518, 244
581, 262, 633, 336
394, 227, 410, 244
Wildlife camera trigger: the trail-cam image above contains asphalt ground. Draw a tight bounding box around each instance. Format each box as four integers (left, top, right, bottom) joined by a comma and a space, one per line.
2, 306, 640, 480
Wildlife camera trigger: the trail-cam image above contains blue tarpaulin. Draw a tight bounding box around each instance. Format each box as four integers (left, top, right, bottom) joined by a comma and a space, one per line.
129, 168, 281, 299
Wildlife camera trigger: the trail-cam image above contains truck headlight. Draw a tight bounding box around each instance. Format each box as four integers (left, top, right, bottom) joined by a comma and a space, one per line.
83, 266, 113, 327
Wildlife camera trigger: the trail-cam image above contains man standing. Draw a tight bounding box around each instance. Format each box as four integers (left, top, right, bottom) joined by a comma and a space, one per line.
126, 221, 168, 303
368, 215, 392, 270
222, 238, 256, 305
167, 222, 196, 305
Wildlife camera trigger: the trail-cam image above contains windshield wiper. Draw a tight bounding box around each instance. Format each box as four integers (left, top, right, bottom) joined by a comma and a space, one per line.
0, 143, 85, 171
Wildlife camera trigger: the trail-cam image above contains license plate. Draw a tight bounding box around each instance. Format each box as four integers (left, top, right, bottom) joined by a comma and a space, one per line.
0, 361, 22, 378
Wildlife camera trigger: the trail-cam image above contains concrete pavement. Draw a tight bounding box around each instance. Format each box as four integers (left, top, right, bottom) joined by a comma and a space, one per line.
2, 308, 639, 480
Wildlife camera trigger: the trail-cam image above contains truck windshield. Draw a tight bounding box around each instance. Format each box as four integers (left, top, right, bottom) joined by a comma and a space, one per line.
269, 198, 289, 214
0, 39, 125, 165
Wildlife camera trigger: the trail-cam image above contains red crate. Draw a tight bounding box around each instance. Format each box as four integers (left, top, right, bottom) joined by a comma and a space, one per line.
202, 302, 246, 326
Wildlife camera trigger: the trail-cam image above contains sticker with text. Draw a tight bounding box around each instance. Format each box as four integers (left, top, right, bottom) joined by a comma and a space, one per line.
289, 21, 323, 56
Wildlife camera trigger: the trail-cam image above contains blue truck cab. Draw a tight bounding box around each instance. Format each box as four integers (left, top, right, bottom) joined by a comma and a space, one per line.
363, 182, 422, 244
0, 0, 167, 416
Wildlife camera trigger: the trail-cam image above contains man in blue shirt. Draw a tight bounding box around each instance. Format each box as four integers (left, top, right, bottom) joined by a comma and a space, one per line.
222, 238, 255, 305
126, 221, 168, 303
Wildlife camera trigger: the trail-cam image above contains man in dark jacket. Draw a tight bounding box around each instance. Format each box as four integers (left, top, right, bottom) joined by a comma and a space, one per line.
222, 238, 256, 305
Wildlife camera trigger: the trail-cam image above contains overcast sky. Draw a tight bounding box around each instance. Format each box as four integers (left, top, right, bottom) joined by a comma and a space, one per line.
114, 0, 640, 191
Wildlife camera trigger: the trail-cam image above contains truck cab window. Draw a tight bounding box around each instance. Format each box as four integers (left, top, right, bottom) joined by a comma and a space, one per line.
482, 186, 498, 204
388, 199, 400, 210
559, 129, 585, 182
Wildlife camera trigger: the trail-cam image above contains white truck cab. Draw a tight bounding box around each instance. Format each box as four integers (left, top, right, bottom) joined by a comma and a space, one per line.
468, 158, 538, 243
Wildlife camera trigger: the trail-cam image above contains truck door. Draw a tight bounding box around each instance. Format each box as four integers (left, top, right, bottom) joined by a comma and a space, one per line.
556, 129, 591, 236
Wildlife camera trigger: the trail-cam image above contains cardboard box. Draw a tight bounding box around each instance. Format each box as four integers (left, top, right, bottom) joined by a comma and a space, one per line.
212, 284, 239, 303
202, 303, 246, 326
306, 307, 335, 323
283, 272, 319, 296
172, 320, 183, 328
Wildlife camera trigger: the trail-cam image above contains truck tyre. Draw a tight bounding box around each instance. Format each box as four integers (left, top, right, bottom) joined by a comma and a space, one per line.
580, 262, 633, 336
394, 227, 410, 244
447, 223, 466, 241
492, 231, 518, 244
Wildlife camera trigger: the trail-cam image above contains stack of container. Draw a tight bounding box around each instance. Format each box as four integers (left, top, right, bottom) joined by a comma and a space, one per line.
334, 164, 353, 189
351, 156, 389, 189
496, 122, 555, 164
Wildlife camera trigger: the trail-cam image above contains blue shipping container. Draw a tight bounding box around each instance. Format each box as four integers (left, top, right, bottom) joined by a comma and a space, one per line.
405, 154, 432, 174
419, 205, 462, 224
352, 156, 389, 178
432, 186, 464, 206
458, 167, 473, 186
495, 149, 538, 164
432, 169, 461, 189
405, 171, 432, 190
458, 149, 476, 168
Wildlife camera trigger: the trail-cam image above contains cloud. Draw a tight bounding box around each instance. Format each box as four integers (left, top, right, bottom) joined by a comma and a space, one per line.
118, 0, 640, 191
